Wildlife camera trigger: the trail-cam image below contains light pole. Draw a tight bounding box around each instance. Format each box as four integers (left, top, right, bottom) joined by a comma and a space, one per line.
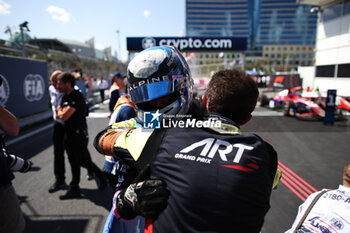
116, 30, 121, 61
19, 21, 30, 57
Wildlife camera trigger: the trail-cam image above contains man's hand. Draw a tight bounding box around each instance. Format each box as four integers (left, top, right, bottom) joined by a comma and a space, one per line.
56, 106, 76, 121
115, 165, 170, 219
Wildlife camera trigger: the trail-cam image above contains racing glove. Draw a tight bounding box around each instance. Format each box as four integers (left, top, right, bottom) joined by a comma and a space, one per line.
115, 165, 170, 220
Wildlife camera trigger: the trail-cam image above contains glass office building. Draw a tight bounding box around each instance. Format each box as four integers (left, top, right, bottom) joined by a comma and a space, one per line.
257, 0, 317, 47
186, 0, 249, 37
186, 0, 318, 69
186, 0, 317, 52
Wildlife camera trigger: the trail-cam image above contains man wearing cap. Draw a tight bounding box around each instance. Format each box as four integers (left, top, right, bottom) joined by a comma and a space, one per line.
109, 72, 126, 116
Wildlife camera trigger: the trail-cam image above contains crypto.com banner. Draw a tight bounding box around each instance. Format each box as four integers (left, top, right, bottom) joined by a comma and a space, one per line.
127, 36, 247, 52
0, 55, 48, 118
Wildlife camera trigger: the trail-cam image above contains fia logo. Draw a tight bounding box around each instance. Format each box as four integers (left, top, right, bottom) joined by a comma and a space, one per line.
144, 110, 161, 129
0, 74, 10, 105
142, 37, 156, 49
23, 74, 45, 102
331, 217, 344, 230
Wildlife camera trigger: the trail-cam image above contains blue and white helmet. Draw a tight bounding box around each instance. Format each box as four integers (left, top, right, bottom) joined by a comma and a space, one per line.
127, 46, 193, 120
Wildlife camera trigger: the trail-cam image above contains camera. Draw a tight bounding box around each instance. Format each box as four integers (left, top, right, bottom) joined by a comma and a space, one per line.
5, 153, 32, 173
1, 137, 32, 173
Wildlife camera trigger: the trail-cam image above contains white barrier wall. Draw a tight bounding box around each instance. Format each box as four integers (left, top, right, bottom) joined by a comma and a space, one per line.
298, 66, 315, 89
313, 7, 350, 96
314, 78, 350, 96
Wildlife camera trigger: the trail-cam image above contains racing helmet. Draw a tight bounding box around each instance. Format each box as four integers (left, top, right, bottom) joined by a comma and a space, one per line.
127, 46, 193, 120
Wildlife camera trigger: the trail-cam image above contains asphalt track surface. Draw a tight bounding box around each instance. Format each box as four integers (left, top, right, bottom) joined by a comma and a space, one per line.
7, 104, 350, 233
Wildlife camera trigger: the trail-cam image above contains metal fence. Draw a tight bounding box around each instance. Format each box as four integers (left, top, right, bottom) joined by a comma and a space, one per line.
0, 39, 127, 80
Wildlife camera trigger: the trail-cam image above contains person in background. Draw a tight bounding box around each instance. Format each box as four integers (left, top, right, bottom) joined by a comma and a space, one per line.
72, 68, 83, 81
97, 76, 108, 103
103, 94, 140, 233
103, 94, 137, 189
48, 71, 94, 193
285, 163, 350, 233
47, 70, 67, 193
57, 72, 106, 200
0, 104, 25, 233
84, 75, 95, 101
109, 72, 126, 116
104, 75, 138, 188
109, 97, 137, 126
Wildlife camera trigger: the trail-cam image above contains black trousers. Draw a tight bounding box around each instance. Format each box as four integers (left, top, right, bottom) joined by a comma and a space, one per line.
53, 122, 65, 183
99, 90, 105, 102
64, 129, 102, 188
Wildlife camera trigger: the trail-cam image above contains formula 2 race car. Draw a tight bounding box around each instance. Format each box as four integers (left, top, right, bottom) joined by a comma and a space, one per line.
260, 87, 349, 120
283, 98, 347, 120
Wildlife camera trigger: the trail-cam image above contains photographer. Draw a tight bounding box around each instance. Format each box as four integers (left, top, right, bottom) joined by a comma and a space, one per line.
0, 104, 25, 233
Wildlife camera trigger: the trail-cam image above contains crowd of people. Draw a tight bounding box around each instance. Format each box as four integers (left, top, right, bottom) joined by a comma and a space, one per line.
1, 46, 349, 233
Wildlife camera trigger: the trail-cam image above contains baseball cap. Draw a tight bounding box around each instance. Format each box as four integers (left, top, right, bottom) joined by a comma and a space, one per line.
113, 72, 126, 79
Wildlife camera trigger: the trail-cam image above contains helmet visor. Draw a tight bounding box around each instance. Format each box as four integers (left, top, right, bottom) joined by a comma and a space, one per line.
129, 80, 177, 104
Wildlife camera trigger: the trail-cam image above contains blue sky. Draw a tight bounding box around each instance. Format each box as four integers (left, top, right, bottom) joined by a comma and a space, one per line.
0, 0, 185, 61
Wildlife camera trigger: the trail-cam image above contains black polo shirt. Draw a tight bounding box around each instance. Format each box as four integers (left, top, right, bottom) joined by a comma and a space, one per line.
60, 90, 87, 132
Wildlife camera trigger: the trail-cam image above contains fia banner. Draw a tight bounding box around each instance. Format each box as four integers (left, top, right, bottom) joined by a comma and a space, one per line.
0, 55, 49, 118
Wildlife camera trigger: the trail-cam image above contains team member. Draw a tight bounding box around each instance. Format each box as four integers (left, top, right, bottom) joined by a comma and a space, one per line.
104, 95, 137, 189
57, 72, 106, 200
48, 71, 94, 193
109, 95, 137, 126
286, 163, 350, 233
94, 47, 280, 232
48, 70, 67, 193
103, 95, 143, 233
109, 72, 126, 117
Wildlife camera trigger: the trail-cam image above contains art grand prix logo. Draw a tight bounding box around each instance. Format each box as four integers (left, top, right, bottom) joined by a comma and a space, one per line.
176, 138, 259, 171
23, 74, 45, 102
144, 110, 161, 129
0, 74, 10, 105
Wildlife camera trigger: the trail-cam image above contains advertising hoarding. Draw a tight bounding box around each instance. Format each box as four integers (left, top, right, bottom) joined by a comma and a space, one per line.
127, 36, 247, 52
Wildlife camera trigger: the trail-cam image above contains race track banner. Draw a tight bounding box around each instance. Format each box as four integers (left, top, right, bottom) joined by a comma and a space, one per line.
127, 36, 247, 52
268, 74, 301, 89
0, 55, 49, 118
